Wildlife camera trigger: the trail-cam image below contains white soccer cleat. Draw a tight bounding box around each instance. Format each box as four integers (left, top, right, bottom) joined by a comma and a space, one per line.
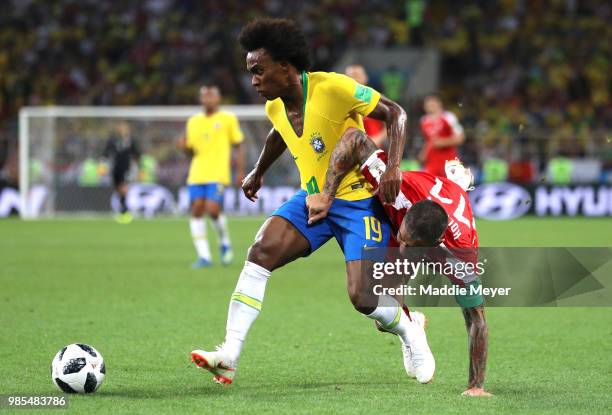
401, 311, 428, 379
404, 316, 435, 384
409, 310, 427, 330
401, 340, 416, 379
376, 307, 434, 383
190, 345, 236, 385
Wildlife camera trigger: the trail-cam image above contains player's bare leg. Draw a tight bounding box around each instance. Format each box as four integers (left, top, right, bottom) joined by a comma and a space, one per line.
189, 198, 212, 267
461, 305, 492, 397
345, 261, 435, 383
246, 216, 311, 270
205, 200, 233, 265
191, 216, 310, 384
204, 199, 220, 220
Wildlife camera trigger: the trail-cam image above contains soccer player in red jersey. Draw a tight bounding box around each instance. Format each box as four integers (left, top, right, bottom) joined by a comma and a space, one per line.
307, 128, 491, 397
419, 94, 465, 177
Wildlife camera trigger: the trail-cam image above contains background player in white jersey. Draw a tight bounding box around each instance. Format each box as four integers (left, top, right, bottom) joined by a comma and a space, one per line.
177, 85, 245, 268
307, 128, 491, 397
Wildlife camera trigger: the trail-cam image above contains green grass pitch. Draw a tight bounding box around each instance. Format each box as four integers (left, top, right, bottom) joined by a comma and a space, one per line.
0, 217, 611, 414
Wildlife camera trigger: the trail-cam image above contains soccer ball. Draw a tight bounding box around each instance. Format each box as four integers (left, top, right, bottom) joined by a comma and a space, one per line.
51, 344, 105, 393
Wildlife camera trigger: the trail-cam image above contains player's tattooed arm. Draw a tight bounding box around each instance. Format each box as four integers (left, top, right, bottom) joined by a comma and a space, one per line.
242, 128, 287, 201
322, 128, 378, 196
307, 128, 376, 224
366, 96, 407, 203
462, 305, 489, 392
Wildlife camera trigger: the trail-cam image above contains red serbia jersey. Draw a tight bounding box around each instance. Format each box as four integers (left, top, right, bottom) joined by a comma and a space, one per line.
420, 111, 464, 177
363, 117, 384, 137
360, 151, 478, 254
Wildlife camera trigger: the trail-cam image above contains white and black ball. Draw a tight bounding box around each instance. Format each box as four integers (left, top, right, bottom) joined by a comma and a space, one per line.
51, 343, 105, 394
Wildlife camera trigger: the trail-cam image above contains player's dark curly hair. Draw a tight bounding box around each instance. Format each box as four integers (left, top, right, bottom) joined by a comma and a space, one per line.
403, 200, 448, 246
238, 18, 311, 71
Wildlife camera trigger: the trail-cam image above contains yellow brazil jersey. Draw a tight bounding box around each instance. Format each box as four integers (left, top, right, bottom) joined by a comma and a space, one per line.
265, 71, 381, 201
186, 111, 243, 185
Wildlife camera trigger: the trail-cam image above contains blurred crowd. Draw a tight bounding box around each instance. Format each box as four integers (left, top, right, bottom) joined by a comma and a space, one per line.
1, 0, 611, 184
426, 0, 611, 165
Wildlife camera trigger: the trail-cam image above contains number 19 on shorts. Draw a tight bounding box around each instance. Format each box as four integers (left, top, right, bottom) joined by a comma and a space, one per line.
363, 216, 382, 242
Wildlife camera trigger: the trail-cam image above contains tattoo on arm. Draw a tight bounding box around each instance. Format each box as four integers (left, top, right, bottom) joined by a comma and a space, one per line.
462, 305, 488, 389
322, 129, 378, 196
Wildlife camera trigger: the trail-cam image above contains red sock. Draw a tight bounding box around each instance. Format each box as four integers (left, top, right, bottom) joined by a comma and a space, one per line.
402, 304, 412, 321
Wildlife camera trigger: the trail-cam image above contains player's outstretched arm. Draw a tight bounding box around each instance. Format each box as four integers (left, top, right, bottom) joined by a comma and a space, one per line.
432, 131, 465, 148
367, 96, 407, 204
307, 128, 377, 224
233, 142, 246, 186
461, 305, 492, 397
242, 128, 286, 201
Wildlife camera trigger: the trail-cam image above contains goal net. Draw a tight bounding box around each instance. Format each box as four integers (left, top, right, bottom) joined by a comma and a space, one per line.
18, 106, 300, 218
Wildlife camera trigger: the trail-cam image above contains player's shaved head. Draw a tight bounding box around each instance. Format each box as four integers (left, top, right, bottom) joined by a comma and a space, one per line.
398, 200, 448, 247
239, 18, 310, 72
345, 64, 368, 85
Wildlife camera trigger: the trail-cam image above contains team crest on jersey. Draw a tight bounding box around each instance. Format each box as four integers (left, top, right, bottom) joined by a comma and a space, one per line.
214, 122, 221, 130
310, 133, 325, 153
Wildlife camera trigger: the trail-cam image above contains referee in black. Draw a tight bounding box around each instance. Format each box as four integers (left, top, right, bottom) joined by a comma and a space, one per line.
103, 121, 140, 223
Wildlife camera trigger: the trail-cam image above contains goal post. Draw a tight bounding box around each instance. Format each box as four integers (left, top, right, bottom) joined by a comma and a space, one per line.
18, 106, 299, 219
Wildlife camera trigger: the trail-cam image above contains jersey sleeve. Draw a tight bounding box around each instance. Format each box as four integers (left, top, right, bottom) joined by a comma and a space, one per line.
442, 111, 464, 135
228, 114, 244, 144
329, 74, 381, 118
360, 150, 387, 189
419, 116, 427, 133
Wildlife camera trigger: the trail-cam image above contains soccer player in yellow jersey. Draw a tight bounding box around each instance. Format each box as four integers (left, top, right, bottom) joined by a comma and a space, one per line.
177, 85, 245, 268
191, 18, 434, 385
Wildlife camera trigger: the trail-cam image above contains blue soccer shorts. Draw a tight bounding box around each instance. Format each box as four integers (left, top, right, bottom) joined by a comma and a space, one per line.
188, 183, 224, 205
272, 189, 391, 261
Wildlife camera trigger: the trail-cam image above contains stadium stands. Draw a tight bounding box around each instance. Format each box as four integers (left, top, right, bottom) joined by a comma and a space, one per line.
1, 0, 610, 185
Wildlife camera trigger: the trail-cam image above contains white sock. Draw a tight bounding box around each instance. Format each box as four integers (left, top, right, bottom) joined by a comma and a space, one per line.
366, 295, 412, 342
190, 218, 211, 260
212, 214, 231, 247
224, 261, 271, 362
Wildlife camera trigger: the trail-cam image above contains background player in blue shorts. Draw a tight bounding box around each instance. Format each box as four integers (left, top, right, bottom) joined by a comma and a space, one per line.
177, 85, 245, 268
